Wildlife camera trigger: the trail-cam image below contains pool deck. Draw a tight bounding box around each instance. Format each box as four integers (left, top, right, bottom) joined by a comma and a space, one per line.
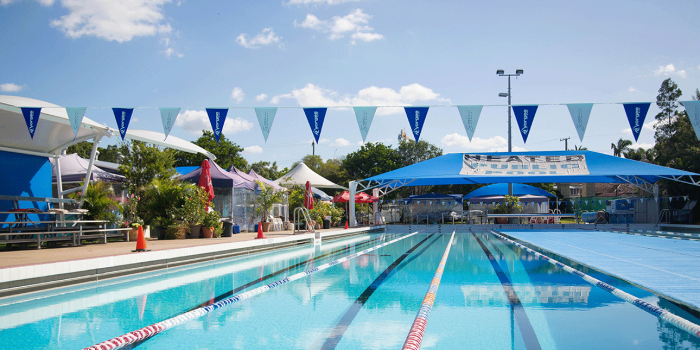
499, 228, 700, 314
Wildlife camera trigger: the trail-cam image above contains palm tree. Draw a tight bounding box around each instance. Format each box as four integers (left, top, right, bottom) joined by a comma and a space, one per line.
611, 138, 632, 157
574, 145, 588, 150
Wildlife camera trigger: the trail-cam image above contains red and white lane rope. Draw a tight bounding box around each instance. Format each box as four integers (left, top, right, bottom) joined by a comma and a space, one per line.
84, 231, 422, 350
402, 230, 456, 350
491, 230, 700, 339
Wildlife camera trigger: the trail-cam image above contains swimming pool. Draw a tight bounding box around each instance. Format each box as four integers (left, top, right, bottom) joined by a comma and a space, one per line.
1, 230, 699, 349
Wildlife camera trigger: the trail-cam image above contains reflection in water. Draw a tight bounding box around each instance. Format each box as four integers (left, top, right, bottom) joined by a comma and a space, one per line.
461, 285, 591, 306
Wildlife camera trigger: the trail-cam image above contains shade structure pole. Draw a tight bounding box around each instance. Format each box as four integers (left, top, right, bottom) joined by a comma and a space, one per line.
373, 188, 379, 225
349, 181, 357, 227
79, 136, 102, 208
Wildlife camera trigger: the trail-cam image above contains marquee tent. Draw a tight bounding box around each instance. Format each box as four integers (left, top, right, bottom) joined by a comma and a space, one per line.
50, 153, 125, 183
227, 166, 262, 191
464, 183, 556, 200
274, 163, 347, 189
402, 192, 464, 204
180, 159, 256, 191
247, 169, 283, 191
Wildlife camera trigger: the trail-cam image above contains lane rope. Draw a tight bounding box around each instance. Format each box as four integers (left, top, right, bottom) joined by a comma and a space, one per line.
490, 230, 700, 339
84, 231, 421, 350
402, 230, 456, 350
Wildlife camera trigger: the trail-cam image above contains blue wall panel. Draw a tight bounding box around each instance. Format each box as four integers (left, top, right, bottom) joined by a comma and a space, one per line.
0, 150, 52, 225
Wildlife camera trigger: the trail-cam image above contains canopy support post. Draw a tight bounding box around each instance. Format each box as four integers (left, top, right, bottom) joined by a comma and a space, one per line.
78, 136, 102, 207
349, 181, 357, 228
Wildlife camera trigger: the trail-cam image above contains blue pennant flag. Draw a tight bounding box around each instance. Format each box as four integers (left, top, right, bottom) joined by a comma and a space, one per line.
159, 107, 181, 140
457, 105, 483, 141
404, 106, 429, 142
65, 107, 86, 140
353, 107, 377, 142
21, 107, 42, 139
255, 107, 278, 142
512, 105, 539, 143
206, 108, 229, 144
304, 108, 327, 143
112, 108, 134, 141
622, 103, 651, 141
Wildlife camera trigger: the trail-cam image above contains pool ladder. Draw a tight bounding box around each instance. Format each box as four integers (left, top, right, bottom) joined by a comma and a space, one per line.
293, 207, 315, 234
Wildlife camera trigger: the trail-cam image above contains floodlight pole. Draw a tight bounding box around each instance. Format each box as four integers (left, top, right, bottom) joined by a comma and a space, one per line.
498, 69, 523, 196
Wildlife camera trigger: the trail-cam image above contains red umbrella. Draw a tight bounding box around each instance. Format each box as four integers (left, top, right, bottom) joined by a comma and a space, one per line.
304, 181, 314, 210
198, 160, 215, 209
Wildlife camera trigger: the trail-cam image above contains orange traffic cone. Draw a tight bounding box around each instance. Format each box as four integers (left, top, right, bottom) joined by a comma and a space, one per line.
344, 221, 348, 229
255, 221, 266, 239
132, 225, 150, 252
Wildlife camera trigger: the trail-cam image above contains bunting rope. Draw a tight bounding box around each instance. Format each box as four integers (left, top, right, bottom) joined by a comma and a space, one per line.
83, 231, 421, 350
490, 230, 700, 339
402, 230, 456, 350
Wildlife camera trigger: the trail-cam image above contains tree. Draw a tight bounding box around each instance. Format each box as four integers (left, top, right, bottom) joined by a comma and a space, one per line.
655, 78, 682, 137
173, 130, 248, 171
574, 145, 587, 150
623, 147, 655, 163
66, 141, 121, 162
610, 138, 632, 157
342, 142, 402, 181
396, 139, 442, 168
250, 161, 286, 181
99, 145, 120, 163
119, 140, 177, 195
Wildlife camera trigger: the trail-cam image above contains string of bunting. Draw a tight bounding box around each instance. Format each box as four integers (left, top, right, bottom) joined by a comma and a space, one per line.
16, 101, 700, 144
381, 196, 689, 205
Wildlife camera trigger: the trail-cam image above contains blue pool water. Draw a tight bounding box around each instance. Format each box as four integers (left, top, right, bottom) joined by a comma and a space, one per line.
1, 231, 700, 349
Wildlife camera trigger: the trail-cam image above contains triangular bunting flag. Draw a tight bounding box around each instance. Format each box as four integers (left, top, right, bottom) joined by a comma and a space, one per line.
457, 105, 483, 141
622, 103, 651, 141
255, 107, 278, 142
566, 103, 594, 141
159, 108, 180, 140
304, 108, 327, 143
512, 105, 539, 143
585, 200, 588, 205
681, 101, 700, 141
21, 107, 42, 139
206, 108, 229, 144
112, 108, 134, 141
404, 106, 429, 142
65, 107, 86, 140
353, 107, 377, 142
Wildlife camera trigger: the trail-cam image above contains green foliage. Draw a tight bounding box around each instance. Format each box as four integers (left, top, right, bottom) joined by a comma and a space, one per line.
139, 177, 194, 227
655, 77, 682, 137
286, 185, 305, 218
67, 142, 121, 162
99, 145, 120, 163
396, 139, 443, 168
250, 161, 286, 181
610, 138, 632, 157
623, 147, 655, 163
173, 130, 248, 170
165, 223, 187, 240
342, 142, 402, 181
255, 180, 284, 222
202, 208, 221, 228
173, 186, 209, 225
308, 201, 343, 224
493, 195, 523, 214
121, 193, 143, 227
73, 181, 119, 224
119, 140, 176, 195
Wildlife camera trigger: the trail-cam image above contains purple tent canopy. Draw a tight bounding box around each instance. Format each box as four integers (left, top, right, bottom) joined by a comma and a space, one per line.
247, 169, 283, 191
180, 159, 256, 191
227, 166, 262, 191
51, 153, 125, 183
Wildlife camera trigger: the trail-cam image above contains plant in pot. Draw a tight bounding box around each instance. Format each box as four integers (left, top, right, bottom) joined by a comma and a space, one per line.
255, 180, 283, 232
140, 178, 193, 240
201, 208, 220, 238
492, 195, 523, 224
175, 186, 208, 239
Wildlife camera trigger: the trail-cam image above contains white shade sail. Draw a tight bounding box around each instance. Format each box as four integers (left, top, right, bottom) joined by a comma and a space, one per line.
273, 162, 347, 189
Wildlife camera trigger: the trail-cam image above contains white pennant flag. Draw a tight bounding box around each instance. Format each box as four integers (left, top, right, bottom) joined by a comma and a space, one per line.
255, 107, 278, 142
682, 101, 700, 141
457, 105, 483, 141
566, 103, 594, 141
353, 107, 377, 142
65, 107, 87, 140
159, 107, 181, 140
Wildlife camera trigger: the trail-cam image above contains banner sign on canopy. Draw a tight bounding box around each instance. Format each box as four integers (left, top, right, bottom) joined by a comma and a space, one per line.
682, 100, 700, 140
65, 107, 86, 140
21, 107, 42, 139
512, 105, 539, 143
404, 106, 429, 142
304, 108, 327, 143
206, 108, 229, 144
459, 153, 590, 176
112, 108, 134, 141
255, 107, 278, 142
566, 103, 593, 141
353, 106, 377, 142
457, 105, 482, 141
622, 102, 650, 141
159, 107, 181, 140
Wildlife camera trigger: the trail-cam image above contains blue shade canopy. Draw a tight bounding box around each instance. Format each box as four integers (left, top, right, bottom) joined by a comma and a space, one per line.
402, 192, 463, 204
363, 150, 699, 187
464, 183, 555, 199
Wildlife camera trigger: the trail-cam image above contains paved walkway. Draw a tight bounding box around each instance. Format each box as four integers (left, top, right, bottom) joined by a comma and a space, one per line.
501, 228, 700, 311
0, 227, 347, 268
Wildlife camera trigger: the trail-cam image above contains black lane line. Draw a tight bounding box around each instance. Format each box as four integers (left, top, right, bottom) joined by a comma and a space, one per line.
319, 233, 439, 350
472, 233, 542, 350
126, 233, 397, 350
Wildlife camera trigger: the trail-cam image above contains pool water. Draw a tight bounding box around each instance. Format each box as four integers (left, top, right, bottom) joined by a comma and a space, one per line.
1, 231, 700, 349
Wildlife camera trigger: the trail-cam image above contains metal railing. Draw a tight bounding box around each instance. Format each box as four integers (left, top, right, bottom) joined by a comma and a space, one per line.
658, 209, 670, 224
293, 207, 315, 234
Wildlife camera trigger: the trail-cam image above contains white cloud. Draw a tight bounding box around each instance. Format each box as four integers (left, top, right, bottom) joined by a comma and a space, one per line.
270, 83, 448, 115
243, 145, 263, 154
330, 138, 350, 147
163, 47, 183, 58
653, 64, 686, 79
317, 138, 331, 144
356, 141, 364, 146
50, 0, 172, 42
36, 0, 55, 6
175, 110, 253, 135
255, 93, 268, 101
441, 134, 508, 150
294, 9, 383, 44
0, 83, 23, 92
630, 142, 654, 149
231, 87, 244, 103
236, 27, 281, 49
628, 87, 638, 93
286, 0, 360, 5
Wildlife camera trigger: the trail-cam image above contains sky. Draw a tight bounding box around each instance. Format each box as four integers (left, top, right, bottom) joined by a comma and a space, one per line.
1, 0, 699, 169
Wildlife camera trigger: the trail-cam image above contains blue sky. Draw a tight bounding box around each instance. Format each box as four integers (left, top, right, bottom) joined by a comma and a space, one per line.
2, 0, 699, 169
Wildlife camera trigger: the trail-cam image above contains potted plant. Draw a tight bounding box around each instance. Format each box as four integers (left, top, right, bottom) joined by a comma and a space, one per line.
201, 209, 220, 238
492, 195, 523, 224
255, 180, 283, 232
175, 187, 208, 239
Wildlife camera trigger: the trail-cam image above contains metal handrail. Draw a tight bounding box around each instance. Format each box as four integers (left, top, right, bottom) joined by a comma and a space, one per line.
658, 209, 670, 224
293, 207, 315, 234
373, 212, 385, 225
